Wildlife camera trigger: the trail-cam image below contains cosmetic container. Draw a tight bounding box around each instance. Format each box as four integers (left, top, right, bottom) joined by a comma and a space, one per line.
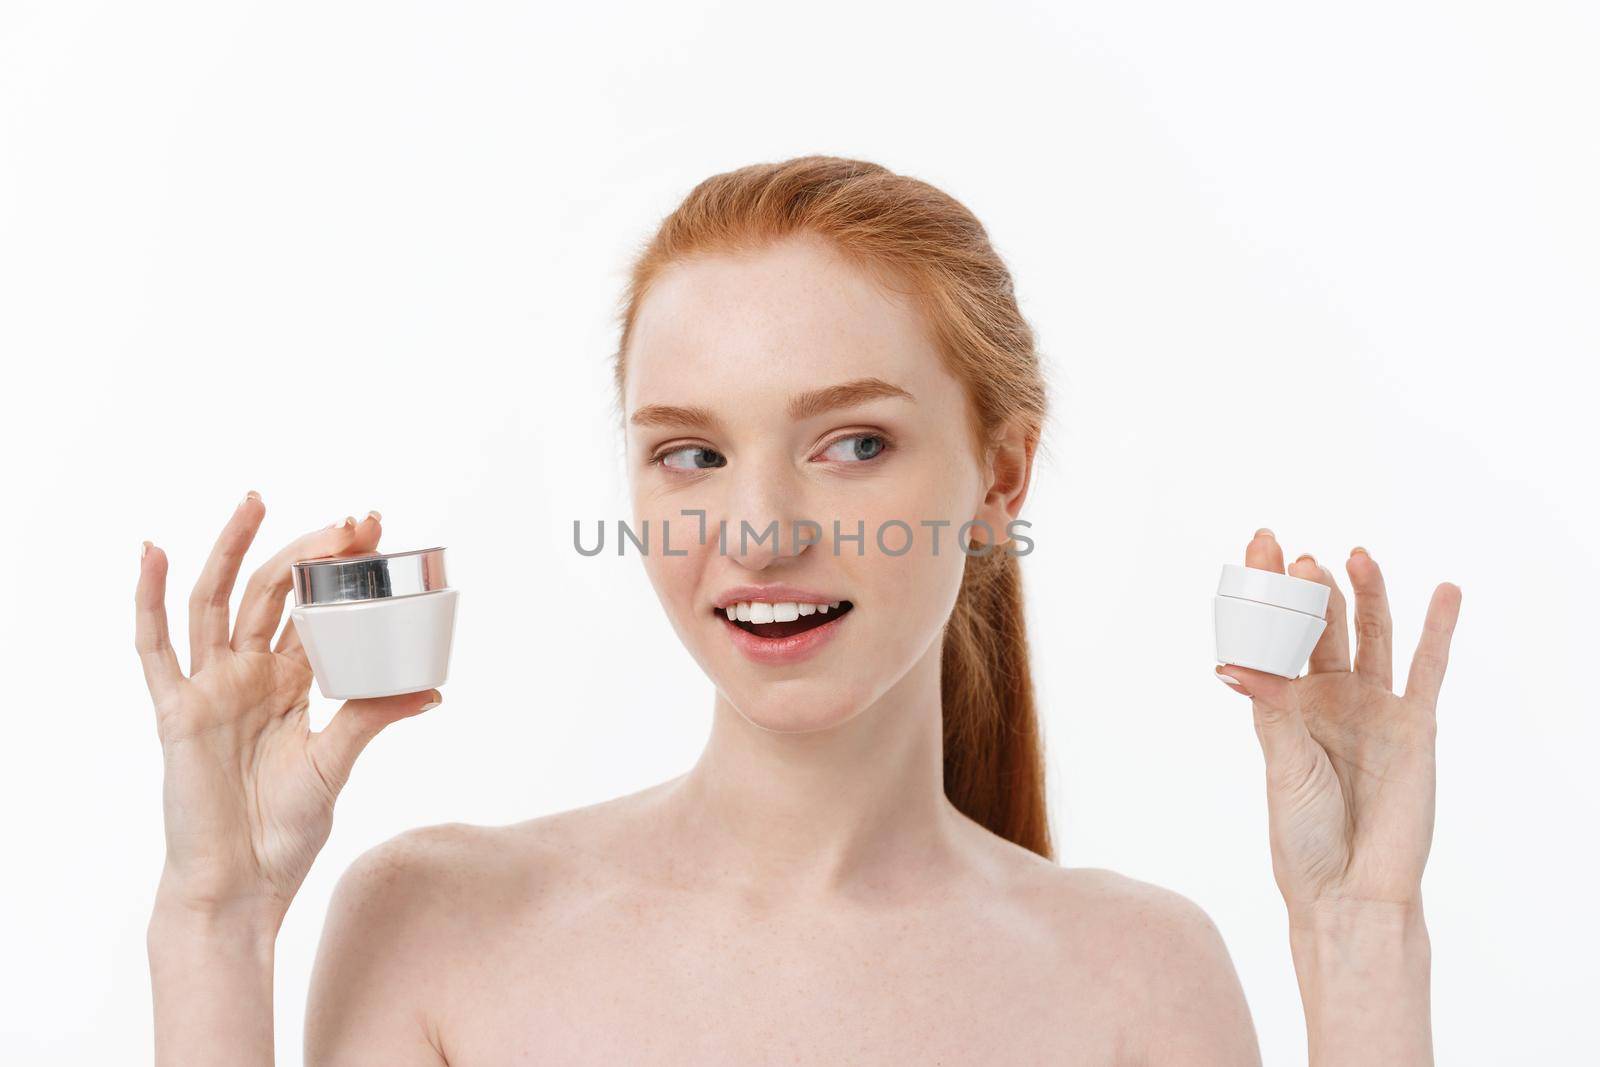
1213, 563, 1330, 678
290, 546, 459, 700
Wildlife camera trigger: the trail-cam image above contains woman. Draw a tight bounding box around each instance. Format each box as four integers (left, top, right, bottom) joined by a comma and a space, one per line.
136, 156, 1461, 1064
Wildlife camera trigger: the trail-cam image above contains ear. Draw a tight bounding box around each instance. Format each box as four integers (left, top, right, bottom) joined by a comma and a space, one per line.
972, 419, 1035, 547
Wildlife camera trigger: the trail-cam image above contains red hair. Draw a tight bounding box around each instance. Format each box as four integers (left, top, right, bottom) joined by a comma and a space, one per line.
613, 156, 1053, 859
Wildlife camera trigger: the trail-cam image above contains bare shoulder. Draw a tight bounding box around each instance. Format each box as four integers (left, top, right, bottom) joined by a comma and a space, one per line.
331, 814, 571, 901
305, 790, 656, 1063
1005, 860, 1262, 1065
324, 820, 540, 924
321, 787, 653, 936
1036, 865, 1231, 950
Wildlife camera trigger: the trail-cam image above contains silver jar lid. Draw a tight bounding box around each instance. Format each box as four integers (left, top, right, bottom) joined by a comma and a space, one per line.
292, 546, 449, 606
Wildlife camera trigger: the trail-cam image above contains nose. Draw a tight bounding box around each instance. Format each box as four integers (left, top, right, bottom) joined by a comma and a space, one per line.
721, 464, 811, 571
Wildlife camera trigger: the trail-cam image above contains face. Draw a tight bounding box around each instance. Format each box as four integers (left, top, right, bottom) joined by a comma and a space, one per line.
622, 233, 1022, 733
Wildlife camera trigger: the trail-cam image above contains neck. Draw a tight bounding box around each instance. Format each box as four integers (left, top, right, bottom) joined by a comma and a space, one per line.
662, 637, 967, 901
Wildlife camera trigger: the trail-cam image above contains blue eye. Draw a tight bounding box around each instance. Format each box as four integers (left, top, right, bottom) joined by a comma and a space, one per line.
819, 433, 889, 463
658, 445, 726, 471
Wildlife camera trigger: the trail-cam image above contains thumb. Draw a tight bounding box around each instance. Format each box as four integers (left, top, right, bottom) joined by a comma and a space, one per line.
309, 688, 442, 796
1214, 664, 1319, 784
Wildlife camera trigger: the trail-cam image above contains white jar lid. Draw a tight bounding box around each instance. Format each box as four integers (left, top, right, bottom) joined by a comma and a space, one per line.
292, 546, 449, 606
1216, 563, 1329, 618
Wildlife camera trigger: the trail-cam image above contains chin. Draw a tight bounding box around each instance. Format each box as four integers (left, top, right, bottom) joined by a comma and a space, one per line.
721, 683, 870, 734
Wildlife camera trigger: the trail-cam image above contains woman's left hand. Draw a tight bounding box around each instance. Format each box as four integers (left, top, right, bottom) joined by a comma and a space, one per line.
1215, 529, 1462, 920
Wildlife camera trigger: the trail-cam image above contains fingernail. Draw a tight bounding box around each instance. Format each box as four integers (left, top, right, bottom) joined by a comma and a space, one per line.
366, 509, 382, 522
1294, 552, 1317, 566
1254, 528, 1274, 539
1350, 546, 1369, 557
238, 490, 260, 508
1216, 671, 1246, 689
326, 515, 355, 530
141, 540, 151, 561
419, 691, 443, 712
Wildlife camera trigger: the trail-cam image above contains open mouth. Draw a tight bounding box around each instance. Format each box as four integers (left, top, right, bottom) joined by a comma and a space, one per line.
714, 600, 855, 640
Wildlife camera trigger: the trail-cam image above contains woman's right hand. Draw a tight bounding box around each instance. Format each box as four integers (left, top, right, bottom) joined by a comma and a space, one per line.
135, 493, 442, 928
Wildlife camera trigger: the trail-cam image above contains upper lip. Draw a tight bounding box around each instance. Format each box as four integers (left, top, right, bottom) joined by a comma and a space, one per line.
712, 584, 851, 610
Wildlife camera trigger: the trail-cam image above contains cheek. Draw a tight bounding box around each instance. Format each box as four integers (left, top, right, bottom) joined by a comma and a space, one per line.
640, 536, 705, 599
849, 442, 981, 557
633, 502, 714, 631
852, 542, 965, 653
842, 497, 971, 662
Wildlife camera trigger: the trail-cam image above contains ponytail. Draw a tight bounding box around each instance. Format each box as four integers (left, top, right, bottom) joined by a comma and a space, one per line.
942, 548, 1053, 858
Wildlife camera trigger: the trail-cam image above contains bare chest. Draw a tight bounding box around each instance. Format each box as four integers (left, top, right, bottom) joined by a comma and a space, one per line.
435, 895, 1136, 1066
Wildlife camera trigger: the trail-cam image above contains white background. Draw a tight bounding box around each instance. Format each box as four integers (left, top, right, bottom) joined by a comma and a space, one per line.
3, 1, 1596, 1062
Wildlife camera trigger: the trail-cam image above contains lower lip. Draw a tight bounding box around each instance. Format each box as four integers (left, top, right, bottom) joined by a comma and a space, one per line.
717, 609, 849, 665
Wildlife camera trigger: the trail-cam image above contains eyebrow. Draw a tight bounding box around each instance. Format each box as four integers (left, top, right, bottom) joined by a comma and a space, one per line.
787, 377, 915, 420
628, 377, 915, 433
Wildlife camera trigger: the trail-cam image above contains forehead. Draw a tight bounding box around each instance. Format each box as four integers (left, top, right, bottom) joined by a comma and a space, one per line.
622, 234, 946, 416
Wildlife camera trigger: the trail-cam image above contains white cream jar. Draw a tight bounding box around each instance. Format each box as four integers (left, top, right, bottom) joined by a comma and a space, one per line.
1213, 563, 1330, 678
290, 546, 459, 700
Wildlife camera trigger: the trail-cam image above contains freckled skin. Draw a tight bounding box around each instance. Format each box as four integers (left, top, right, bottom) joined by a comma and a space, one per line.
304, 235, 1261, 1066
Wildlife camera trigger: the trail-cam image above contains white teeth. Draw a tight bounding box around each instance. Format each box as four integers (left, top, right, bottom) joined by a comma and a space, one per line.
722, 599, 848, 622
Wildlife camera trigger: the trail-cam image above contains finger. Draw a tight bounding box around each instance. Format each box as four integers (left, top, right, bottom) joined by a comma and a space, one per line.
1404, 582, 1462, 710
1244, 527, 1284, 572
273, 611, 306, 661
135, 541, 185, 705
233, 510, 383, 653
307, 688, 443, 798
1214, 664, 1322, 787
1289, 554, 1351, 674
270, 514, 385, 667
1345, 547, 1394, 691
189, 492, 267, 674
